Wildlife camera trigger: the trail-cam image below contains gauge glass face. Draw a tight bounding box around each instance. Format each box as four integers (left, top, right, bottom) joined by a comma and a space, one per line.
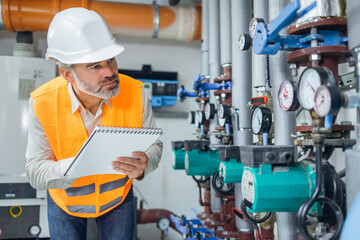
199, 111, 205, 124
298, 68, 322, 110
205, 103, 211, 120
278, 80, 294, 111
251, 107, 262, 134
218, 104, 224, 119
158, 218, 170, 230
218, 117, 226, 127
238, 34, 246, 50
314, 85, 331, 117
249, 18, 258, 39
29, 225, 41, 236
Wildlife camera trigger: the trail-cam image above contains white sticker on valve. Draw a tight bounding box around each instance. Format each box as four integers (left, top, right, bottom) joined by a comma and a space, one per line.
242, 169, 255, 204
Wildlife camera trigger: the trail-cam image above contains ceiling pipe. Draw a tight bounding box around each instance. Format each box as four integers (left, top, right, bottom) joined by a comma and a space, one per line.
0, 0, 201, 42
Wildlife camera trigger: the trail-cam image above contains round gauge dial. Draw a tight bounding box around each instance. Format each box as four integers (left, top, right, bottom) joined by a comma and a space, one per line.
194, 110, 200, 128
249, 18, 265, 39
187, 111, 195, 124
278, 80, 300, 111
314, 85, 343, 117
205, 103, 216, 120
157, 217, 170, 231
28, 224, 41, 237
218, 116, 227, 127
217, 104, 230, 119
198, 111, 206, 125
298, 67, 336, 110
238, 33, 251, 51
251, 107, 272, 135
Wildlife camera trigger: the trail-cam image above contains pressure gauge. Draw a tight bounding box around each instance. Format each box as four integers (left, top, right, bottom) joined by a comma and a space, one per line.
249, 18, 265, 39
251, 107, 272, 135
28, 224, 41, 237
298, 67, 336, 110
278, 80, 300, 111
217, 104, 230, 119
198, 111, 206, 125
187, 111, 195, 124
238, 33, 251, 51
314, 85, 343, 117
205, 103, 216, 120
157, 217, 170, 231
194, 110, 200, 128
218, 116, 227, 127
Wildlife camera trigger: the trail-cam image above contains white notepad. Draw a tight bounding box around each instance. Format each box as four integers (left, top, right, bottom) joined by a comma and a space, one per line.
64, 126, 163, 178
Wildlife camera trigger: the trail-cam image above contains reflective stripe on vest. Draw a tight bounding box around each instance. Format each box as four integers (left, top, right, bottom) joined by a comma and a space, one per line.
31, 74, 143, 218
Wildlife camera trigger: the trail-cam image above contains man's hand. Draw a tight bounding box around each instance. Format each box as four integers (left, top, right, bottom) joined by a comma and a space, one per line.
112, 151, 148, 179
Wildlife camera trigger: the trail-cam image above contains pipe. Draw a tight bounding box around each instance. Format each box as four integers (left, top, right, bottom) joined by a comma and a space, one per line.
201, 0, 209, 75
0, 0, 201, 42
231, 0, 254, 233
220, 0, 231, 65
252, 0, 269, 88
137, 209, 181, 234
268, 0, 298, 239
208, 0, 221, 213
346, 0, 360, 213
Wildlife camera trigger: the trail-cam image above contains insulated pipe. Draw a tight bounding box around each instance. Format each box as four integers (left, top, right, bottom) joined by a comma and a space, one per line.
220, 0, 231, 65
201, 0, 209, 75
231, 0, 254, 233
345, 0, 360, 212
268, 0, 298, 239
208, 0, 221, 213
252, 0, 269, 88
0, 0, 201, 42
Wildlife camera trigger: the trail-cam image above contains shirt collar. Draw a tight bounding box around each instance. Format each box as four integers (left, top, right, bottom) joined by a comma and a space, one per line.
67, 83, 111, 114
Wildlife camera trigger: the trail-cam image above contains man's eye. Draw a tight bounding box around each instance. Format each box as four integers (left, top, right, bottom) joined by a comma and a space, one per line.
91, 65, 99, 69
108, 58, 114, 64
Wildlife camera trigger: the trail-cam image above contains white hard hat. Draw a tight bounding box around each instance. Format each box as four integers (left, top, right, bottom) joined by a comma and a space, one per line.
45, 7, 124, 64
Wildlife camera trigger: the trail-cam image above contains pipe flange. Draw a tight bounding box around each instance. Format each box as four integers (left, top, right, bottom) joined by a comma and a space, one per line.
152, 1, 159, 38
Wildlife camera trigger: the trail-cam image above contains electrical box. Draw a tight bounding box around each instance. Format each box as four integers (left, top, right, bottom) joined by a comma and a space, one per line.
119, 65, 178, 108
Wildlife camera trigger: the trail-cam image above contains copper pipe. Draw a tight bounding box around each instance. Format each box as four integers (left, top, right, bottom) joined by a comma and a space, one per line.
1, 0, 201, 41
137, 209, 181, 234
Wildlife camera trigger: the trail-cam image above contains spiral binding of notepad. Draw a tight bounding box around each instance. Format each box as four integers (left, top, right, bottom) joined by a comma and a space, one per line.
96, 127, 163, 135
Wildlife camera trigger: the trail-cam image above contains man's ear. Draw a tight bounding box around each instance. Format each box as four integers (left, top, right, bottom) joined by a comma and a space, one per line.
59, 67, 75, 84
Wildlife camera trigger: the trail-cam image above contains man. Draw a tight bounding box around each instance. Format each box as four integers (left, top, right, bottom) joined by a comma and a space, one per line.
25, 7, 162, 240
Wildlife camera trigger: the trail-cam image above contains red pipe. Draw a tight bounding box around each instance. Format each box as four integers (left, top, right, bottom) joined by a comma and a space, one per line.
137, 209, 181, 234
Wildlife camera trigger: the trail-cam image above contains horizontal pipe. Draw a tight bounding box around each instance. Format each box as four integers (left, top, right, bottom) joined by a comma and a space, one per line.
1, 0, 201, 41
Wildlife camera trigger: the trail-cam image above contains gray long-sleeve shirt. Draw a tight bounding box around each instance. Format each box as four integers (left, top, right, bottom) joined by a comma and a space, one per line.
25, 82, 163, 190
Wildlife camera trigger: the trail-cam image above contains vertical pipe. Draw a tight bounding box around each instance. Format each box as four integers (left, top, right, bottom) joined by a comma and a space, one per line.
253, 0, 269, 88
269, 0, 298, 239
201, 0, 209, 76
231, 0, 254, 232
345, 0, 360, 212
220, 0, 232, 65
208, 0, 221, 213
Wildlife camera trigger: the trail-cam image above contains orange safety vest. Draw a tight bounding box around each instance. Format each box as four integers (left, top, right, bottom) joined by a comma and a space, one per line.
31, 74, 143, 218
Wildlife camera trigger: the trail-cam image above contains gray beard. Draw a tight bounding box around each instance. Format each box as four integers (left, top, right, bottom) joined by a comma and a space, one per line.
72, 70, 119, 99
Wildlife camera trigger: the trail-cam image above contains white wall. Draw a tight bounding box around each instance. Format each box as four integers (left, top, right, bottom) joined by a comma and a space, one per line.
0, 29, 203, 240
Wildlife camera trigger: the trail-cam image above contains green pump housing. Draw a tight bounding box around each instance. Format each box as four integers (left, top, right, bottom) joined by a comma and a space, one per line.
172, 149, 186, 170
185, 149, 220, 176
219, 158, 244, 183
241, 161, 317, 213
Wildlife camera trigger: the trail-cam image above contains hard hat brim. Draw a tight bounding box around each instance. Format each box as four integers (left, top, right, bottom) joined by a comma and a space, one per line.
46, 40, 124, 64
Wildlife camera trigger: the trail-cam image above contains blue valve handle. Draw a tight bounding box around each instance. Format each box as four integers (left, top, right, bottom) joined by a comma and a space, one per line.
192, 74, 232, 92
170, 214, 204, 235
252, 0, 345, 55
177, 86, 198, 102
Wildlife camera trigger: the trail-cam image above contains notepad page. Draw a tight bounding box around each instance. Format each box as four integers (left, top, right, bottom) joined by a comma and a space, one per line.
65, 128, 162, 178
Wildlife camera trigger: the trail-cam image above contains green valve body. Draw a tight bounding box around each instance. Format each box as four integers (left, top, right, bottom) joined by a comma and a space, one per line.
242, 162, 316, 212
172, 149, 186, 170
219, 158, 244, 183
185, 150, 220, 176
